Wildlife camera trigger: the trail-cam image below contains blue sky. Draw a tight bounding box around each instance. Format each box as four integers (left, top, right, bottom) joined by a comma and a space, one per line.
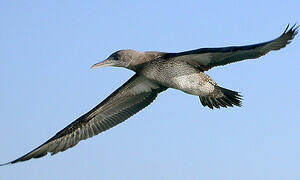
0, 0, 299, 179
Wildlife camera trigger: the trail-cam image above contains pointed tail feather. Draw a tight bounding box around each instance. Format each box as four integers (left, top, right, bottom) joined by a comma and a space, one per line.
199, 87, 242, 109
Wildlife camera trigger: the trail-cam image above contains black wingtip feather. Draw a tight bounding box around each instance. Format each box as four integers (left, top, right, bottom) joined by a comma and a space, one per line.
0, 162, 11, 166
282, 23, 298, 42
283, 24, 290, 33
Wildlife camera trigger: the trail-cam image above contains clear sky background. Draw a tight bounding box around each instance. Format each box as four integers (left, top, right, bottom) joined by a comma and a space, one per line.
1, 1, 299, 179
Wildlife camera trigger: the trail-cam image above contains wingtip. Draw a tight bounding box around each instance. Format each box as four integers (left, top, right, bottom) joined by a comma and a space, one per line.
290, 23, 299, 32
283, 23, 290, 33
293, 23, 299, 35
283, 23, 299, 35
279, 23, 299, 46
0, 162, 11, 166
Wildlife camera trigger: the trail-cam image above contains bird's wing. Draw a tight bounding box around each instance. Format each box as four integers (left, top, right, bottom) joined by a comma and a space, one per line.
1, 74, 167, 165
165, 24, 298, 71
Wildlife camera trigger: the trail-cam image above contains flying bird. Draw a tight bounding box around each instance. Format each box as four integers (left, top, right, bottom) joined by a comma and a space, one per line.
1, 24, 298, 165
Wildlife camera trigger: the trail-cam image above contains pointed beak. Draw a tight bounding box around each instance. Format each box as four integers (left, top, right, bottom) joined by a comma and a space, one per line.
91, 59, 118, 69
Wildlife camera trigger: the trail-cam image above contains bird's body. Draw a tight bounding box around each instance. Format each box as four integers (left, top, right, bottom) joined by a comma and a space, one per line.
141, 58, 216, 96
1, 24, 298, 165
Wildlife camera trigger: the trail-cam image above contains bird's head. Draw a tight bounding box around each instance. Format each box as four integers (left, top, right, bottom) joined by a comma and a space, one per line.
91, 49, 141, 69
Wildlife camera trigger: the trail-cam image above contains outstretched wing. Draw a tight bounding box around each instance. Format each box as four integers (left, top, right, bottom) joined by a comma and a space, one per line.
165, 24, 298, 71
1, 74, 167, 165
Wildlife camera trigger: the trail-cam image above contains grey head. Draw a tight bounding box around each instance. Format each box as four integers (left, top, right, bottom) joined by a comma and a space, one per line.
91, 49, 142, 69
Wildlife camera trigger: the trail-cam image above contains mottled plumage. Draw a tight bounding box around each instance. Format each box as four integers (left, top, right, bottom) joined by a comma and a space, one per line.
1, 24, 298, 166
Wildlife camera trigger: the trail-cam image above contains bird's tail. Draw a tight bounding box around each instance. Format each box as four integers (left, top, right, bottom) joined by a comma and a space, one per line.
199, 87, 242, 109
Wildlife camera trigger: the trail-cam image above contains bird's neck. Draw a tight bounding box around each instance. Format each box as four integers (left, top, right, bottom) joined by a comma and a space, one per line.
127, 51, 164, 72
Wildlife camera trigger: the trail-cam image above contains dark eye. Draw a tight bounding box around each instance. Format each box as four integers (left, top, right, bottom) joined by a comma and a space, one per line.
113, 54, 119, 60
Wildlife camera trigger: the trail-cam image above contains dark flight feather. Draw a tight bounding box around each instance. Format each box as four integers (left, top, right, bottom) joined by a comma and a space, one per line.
1, 75, 167, 165
166, 24, 298, 71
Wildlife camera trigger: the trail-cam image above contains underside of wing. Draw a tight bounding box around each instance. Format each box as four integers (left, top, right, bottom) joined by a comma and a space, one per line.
1, 74, 167, 165
165, 24, 298, 71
